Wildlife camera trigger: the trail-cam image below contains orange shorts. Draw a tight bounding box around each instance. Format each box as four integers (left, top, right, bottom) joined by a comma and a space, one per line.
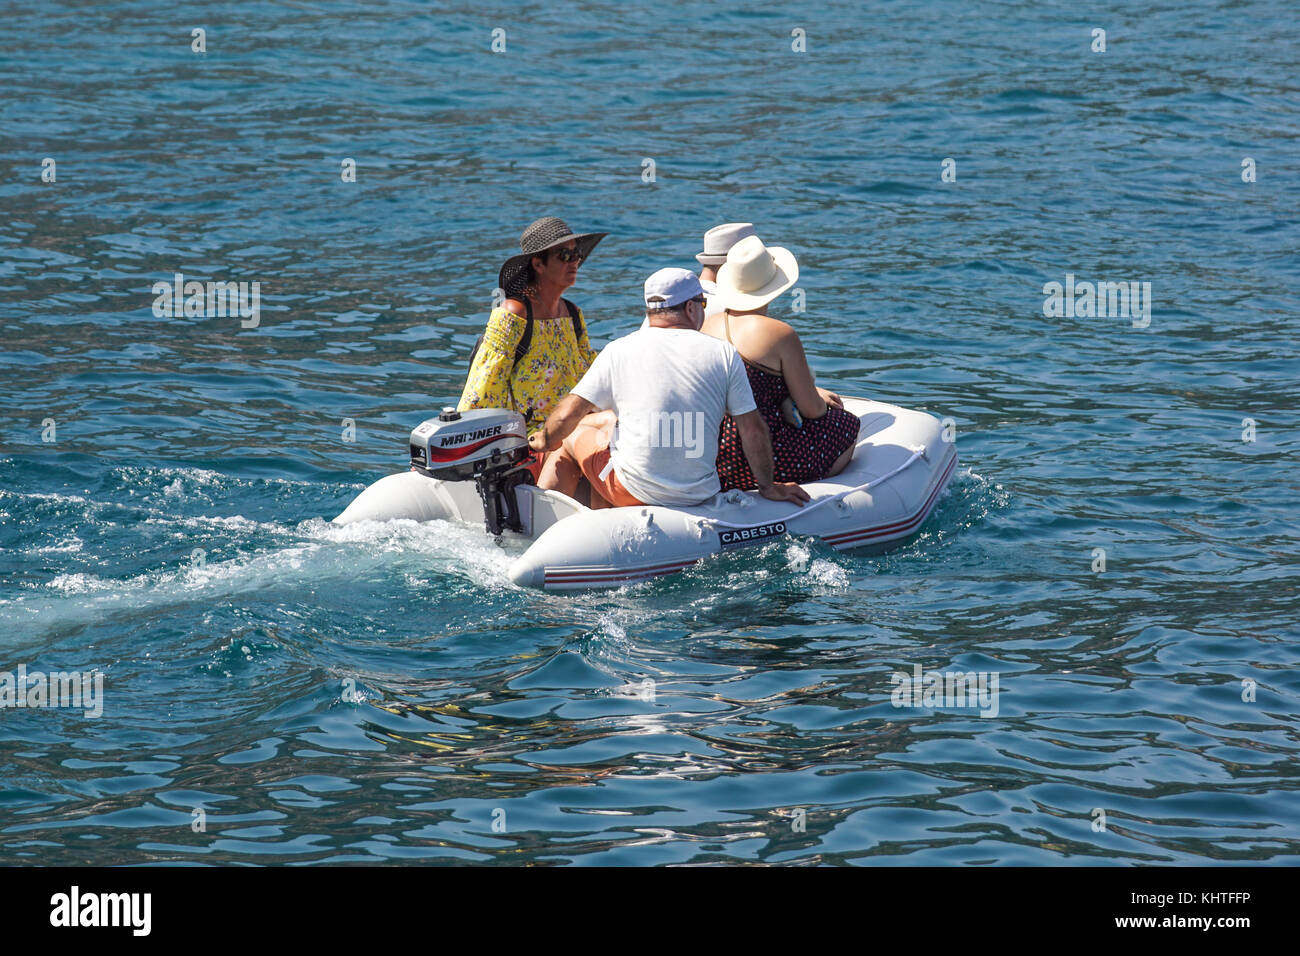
569, 425, 644, 507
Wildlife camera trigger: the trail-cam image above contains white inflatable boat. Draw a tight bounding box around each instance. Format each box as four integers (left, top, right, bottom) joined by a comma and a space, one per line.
333, 398, 956, 591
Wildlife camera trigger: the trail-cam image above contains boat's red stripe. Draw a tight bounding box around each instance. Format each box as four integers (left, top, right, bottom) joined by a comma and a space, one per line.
545, 560, 699, 585
823, 466, 954, 547
546, 558, 695, 577
546, 558, 697, 579
425, 434, 508, 462
822, 454, 957, 547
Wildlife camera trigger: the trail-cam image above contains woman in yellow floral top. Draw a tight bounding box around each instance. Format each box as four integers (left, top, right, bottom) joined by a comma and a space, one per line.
459, 218, 605, 450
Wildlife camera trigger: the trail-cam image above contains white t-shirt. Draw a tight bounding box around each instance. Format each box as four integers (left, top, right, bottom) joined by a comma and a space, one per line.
572, 327, 757, 506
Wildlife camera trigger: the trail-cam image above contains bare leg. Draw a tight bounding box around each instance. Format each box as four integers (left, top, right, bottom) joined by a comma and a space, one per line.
536, 451, 559, 488
537, 445, 583, 497
547, 411, 618, 505
826, 443, 855, 477
539, 410, 617, 497
577, 409, 617, 432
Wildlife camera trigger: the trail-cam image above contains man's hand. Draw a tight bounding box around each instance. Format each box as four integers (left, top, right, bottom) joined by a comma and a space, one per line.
816, 386, 844, 408
757, 481, 810, 505
527, 430, 550, 453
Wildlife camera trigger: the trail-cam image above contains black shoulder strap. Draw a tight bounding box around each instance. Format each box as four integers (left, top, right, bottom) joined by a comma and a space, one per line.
563, 298, 584, 343
514, 298, 534, 364
491, 298, 580, 367
516, 298, 582, 361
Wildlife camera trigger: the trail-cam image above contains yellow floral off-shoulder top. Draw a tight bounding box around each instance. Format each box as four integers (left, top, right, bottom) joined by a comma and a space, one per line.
458, 304, 597, 430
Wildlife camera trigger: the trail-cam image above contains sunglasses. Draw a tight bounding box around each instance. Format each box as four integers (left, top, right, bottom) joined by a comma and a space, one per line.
551, 247, 585, 263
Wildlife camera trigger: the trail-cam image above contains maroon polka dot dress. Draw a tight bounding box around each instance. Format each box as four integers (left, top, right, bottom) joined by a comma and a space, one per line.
716, 362, 861, 490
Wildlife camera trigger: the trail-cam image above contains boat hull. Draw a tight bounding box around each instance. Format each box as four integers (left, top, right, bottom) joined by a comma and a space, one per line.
332, 398, 957, 591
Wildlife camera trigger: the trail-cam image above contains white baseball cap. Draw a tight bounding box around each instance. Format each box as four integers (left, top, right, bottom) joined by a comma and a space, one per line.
643, 267, 717, 309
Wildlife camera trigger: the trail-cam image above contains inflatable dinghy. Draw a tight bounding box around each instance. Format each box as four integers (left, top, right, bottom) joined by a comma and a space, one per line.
333, 398, 956, 591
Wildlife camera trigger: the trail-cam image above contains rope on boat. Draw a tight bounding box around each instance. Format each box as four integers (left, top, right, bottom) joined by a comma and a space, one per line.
697, 446, 931, 530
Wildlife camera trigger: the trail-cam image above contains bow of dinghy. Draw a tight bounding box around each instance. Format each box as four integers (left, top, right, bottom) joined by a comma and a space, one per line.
508, 398, 957, 590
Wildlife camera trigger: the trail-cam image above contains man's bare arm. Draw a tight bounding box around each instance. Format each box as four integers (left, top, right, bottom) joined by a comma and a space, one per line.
733, 409, 810, 504
529, 393, 599, 453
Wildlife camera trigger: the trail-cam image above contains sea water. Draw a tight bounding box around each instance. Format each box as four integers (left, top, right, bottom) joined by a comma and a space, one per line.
1, 0, 1297, 864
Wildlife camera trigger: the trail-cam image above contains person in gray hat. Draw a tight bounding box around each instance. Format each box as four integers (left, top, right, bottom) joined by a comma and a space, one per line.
695, 222, 757, 314
638, 222, 757, 332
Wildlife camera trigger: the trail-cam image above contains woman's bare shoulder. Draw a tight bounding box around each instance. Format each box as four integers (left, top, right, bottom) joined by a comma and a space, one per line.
756, 314, 797, 338
700, 313, 726, 337
745, 314, 801, 353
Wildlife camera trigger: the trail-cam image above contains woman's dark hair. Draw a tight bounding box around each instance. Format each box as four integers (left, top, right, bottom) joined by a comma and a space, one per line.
520, 250, 553, 295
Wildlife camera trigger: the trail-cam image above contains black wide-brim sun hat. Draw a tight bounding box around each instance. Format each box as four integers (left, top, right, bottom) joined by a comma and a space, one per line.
499, 217, 606, 298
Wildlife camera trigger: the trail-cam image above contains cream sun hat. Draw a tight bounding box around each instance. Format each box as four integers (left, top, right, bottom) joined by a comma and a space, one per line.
714, 235, 799, 311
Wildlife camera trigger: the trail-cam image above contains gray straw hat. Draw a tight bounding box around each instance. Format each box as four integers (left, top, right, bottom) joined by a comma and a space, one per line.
498, 217, 606, 297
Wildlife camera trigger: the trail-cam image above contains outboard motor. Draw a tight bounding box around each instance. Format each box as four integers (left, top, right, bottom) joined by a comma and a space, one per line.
408, 407, 533, 536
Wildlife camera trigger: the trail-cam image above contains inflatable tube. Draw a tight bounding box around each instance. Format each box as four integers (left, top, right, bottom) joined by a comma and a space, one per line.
333, 398, 957, 591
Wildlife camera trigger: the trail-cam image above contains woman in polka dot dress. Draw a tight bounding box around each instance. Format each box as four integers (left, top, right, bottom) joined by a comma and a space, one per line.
702, 235, 859, 490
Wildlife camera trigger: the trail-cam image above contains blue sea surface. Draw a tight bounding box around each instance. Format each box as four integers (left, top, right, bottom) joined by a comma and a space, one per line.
1, 0, 1297, 865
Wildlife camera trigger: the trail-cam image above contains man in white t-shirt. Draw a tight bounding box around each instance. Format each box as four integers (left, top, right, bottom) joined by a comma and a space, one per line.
529, 268, 810, 509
